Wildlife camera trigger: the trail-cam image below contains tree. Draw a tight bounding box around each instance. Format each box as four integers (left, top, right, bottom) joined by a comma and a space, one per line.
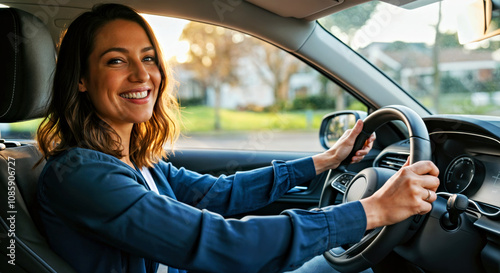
317, 2, 378, 110
437, 32, 461, 49
179, 22, 243, 130
431, 2, 443, 113
248, 42, 305, 109
319, 2, 379, 46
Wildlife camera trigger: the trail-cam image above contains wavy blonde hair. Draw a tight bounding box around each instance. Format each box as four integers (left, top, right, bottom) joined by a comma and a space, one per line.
36, 3, 179, 168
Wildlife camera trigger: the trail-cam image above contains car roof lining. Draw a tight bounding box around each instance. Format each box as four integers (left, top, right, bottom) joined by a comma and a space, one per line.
2, 0, 316, 53
247, 0, 369, 20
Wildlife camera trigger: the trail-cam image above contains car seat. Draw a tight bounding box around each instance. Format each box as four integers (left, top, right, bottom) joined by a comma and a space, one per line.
0, 7, 77, 273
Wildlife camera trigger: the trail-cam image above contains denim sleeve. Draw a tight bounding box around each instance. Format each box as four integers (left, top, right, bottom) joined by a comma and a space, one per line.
161, 157, 316, 216
39, 149, 366, 273
280, 201, 367, 270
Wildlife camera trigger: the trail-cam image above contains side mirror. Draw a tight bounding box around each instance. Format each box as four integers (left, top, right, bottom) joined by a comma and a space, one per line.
319, 111, 367, 150
457, 0, 500, 44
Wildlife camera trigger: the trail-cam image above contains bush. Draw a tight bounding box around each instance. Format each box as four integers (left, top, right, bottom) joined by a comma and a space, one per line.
291, 95, 336, 110
179, 97, 204, 106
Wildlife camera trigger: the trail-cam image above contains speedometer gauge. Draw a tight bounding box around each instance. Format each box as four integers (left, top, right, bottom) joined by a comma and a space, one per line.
444, 156, 476, 193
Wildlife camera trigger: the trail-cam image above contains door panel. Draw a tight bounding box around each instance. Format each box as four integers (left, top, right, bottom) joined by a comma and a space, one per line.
167, 149, 322, 215
167, 148, 378, 216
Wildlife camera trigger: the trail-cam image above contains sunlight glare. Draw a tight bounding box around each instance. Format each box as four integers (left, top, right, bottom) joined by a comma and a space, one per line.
142, 13, 189, 62
351, 0, 462, 49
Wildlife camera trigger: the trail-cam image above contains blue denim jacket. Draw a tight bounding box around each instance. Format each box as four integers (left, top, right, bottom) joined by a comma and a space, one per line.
37, 147, 366, 273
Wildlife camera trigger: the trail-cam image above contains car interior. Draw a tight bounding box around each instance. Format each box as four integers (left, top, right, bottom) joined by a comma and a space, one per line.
1, 0, 500, 272
0, 6, 78, 273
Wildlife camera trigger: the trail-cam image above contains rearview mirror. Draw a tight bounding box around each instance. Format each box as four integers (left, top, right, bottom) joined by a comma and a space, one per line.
457, 0, 500, 44
319, 111, 367, 150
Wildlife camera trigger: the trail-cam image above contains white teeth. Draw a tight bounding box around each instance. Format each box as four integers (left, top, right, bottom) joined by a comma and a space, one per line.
120, 90, 148, 99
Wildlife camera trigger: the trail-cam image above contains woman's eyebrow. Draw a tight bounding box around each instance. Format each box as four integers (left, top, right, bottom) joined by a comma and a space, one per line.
100, 46, 155, 58
142, 46, 154, 53
100, 47, 128, 58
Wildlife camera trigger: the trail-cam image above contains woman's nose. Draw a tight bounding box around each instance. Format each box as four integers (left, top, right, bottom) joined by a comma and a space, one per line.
129, 61, 150, 83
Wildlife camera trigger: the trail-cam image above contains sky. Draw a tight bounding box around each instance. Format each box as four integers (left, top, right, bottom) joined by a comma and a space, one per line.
349, 0, 462, 49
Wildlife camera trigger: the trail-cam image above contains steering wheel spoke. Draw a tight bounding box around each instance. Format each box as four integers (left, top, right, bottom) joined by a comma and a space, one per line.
329, 227, 383, 258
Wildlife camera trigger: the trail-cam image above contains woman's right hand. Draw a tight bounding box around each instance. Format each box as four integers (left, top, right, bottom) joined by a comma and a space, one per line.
359, 160, 440, 230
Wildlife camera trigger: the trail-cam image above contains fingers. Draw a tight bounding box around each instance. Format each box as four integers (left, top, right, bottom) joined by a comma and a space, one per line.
422, 188, 437, 202
402, 158, 410, 168
416, 188, 437, 215
354, 135, 375, 156
400, 160, 439, 189
365, 132, 376, 146
348, 121, 377, 164
339, 119, 363, 143
418, 201, 433, 215
405, 161, 440, 192
351, 119, 364, 136
408, 160, 440, 177
362, 159, 441, 228
392, 161, 439, 216
409, 163, 439, 215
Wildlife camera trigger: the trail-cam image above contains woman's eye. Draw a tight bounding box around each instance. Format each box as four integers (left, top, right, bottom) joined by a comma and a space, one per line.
143, 56, 155, 62
107, 58, 124, 65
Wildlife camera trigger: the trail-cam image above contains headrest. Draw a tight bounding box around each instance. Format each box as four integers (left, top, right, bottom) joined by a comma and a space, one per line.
0, 8, 56, 123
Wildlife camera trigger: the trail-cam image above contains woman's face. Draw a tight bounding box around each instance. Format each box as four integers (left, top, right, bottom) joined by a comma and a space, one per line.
79, 19, 161, 131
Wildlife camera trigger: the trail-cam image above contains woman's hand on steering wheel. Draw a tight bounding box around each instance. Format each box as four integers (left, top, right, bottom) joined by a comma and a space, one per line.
312, 120, 376, 175
360, 160, 440, 230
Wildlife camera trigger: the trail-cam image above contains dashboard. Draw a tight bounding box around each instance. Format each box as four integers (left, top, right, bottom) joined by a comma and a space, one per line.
368, 115, 500, 272
374, 115, 500, 212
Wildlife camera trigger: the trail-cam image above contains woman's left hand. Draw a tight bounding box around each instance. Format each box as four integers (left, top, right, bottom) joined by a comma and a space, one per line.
312, 119, 375, 175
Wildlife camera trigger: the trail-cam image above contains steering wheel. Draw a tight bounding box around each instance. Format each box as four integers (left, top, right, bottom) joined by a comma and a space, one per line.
319, 105, 432, 273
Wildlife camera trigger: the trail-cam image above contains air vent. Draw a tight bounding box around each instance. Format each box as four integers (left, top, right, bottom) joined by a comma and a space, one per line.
376, 153, 408, 171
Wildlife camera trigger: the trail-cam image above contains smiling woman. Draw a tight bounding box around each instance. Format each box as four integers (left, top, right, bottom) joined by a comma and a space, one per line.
36, 5, 180, 169
76, 19, 163, 167
27, 3, 443, 273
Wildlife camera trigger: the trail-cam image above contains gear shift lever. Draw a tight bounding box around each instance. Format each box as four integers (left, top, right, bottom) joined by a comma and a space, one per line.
441, 194, 468, 230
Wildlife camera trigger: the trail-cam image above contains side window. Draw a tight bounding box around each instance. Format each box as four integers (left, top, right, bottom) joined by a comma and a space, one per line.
0, 15, 367, 152
159, 19, 366, 152
0, 119, 41, 140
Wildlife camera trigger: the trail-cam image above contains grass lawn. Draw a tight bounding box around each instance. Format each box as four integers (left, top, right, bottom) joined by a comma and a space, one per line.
180, 106, 331, 132
2, 107, 333, 135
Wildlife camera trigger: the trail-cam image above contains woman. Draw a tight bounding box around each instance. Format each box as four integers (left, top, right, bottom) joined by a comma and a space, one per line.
36, 3, 439, 273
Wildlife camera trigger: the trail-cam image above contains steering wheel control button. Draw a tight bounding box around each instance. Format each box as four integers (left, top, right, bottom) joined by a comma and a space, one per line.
330, 173, 355, 193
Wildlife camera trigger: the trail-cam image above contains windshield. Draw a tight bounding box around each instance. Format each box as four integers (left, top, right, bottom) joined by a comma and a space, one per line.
319, 0, 500, 115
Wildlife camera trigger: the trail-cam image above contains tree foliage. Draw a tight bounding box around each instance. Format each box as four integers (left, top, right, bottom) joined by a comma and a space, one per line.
319, 2, 379, 45
247, 42, 305, 108
179, 22, 245, 129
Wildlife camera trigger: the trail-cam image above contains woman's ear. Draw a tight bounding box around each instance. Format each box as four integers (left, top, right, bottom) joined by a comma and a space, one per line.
78, 78, 87, 92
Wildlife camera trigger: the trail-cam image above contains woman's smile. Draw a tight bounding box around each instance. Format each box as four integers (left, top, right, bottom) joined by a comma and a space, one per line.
119, 87, 151, 104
